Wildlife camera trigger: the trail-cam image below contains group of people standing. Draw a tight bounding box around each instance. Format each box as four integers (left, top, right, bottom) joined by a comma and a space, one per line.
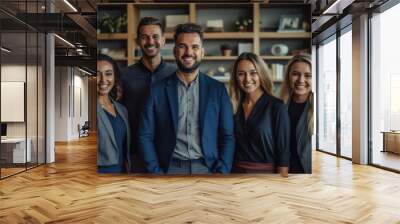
97, 17, 313, 176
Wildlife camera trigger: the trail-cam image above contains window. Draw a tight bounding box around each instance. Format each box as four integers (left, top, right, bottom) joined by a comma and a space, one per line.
317, 35, 337, 154
370, 2, 400, 171
339, 27, 352, 158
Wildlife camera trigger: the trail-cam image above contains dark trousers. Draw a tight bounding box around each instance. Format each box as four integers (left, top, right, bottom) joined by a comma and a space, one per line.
167, 157, 210, 174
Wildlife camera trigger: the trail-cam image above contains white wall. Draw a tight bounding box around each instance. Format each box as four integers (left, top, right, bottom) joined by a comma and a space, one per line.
1, 65, 37, 137
54, 66, 89, 141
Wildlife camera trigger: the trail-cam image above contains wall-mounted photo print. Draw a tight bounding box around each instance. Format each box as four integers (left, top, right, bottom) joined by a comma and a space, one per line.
97, 2, 312, 175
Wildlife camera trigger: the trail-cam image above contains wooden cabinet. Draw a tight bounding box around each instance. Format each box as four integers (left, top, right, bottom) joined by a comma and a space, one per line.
382, 132, 400, 154
97, 2, 311, 88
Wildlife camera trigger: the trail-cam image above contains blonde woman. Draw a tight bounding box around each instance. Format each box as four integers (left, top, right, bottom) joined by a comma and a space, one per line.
280, 53, 313, 174
229, 52, 290, 176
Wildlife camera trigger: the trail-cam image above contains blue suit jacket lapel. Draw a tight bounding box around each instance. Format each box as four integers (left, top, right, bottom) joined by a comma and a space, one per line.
166, 75, 179, 133
97, 103, 118, 150
199, 73, 209, 133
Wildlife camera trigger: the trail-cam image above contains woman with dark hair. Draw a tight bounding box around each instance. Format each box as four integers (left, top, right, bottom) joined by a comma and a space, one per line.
280, 53, 313, 173
97, 54, 131, 173
229, 52, 290, 176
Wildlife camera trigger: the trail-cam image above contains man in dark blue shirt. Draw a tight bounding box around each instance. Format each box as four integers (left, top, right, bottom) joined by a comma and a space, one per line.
119, 17, 176, 173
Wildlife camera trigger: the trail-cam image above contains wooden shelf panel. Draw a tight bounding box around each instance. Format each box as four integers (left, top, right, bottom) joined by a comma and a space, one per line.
259, 32, 311, 39
164, 32, 254, 40
97, 33, 128, 40
261, 56, 292, 60
203, 56, 237, 60
113, 56, 128, 61
211, 76, 231, 83
135, 56, 238, 61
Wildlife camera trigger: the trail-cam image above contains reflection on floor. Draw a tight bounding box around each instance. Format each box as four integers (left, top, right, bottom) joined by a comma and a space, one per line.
0, 163, 41, 178
373, 150, 400, 171
0, 135, 400, 222
0, 167, 25, 177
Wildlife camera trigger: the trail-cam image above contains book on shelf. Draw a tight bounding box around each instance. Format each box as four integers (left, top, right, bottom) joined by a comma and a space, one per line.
269, 63, 284, 81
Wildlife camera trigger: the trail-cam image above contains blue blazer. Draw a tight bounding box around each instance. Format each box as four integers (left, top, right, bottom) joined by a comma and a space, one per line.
138, 72, 235, 174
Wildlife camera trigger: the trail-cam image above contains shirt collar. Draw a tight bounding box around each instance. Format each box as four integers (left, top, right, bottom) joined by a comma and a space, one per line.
176, 71, 199, 87
138, 58, 166, 74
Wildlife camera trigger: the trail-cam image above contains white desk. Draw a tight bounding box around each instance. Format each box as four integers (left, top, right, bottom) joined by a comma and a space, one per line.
1, 138, 32, 163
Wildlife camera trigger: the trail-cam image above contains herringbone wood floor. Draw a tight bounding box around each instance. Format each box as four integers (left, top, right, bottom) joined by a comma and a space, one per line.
1, 135, 400, 224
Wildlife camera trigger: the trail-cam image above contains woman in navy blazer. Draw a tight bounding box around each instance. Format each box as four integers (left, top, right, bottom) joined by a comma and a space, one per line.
280, 53, 313, 173
97, 54, 131, 173
229, 52, 290, 176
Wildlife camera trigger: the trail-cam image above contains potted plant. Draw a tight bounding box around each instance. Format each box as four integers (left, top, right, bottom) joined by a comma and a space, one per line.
220, 44, 233, 57
235, 17, 253, 32
98, 13, 127, 33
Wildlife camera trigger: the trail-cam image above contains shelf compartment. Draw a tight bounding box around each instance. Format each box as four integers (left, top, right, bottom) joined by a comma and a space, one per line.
164, 32, 254, 40
97, 33, 128, 40
261, 55, 292, 60
259, 32, 311, 39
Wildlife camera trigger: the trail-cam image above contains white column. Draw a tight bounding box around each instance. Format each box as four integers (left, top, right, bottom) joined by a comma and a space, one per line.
352, 14, 369, 164
46, 33, 55, 163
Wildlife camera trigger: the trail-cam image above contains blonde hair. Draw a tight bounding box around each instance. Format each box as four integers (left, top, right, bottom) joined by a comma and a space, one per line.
280, 53, 314, 133
229, 52, 273, 113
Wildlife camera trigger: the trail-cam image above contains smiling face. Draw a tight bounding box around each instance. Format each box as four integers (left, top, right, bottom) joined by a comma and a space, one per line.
236, 59, 263, 95
97, 60, 115, 96
174, 32, 204, 74
289, 61, 312, 99
137, 24, 165, 59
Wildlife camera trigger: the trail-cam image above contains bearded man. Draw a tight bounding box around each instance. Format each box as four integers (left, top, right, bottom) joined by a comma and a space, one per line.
137, 23, 235, 174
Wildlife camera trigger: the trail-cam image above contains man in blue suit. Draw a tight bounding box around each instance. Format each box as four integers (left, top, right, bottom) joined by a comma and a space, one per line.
138, 23, 235, 174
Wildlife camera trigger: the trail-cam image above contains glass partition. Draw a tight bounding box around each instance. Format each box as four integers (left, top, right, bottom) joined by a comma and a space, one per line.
1, 31, 28, 177
370, 3, 400, 171
339, 26, 352, 158
0, 1, 46, 179
317, 35, 337, 155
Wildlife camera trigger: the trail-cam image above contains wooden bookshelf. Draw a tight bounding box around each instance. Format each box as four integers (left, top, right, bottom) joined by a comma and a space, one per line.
97, 2, 311, 84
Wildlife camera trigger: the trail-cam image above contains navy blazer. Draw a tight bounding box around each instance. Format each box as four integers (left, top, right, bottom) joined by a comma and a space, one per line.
288, 97, 312, 173
138, 72, 235, 174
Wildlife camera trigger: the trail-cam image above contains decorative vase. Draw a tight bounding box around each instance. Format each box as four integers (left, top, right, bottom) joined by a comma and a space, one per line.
222, 49, 232, 57
271, 44, 289, 56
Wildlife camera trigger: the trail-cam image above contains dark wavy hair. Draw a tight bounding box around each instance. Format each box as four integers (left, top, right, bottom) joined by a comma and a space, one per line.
137, 17, 164, 39
174, 23, 204, 43
97, 54, 120, 100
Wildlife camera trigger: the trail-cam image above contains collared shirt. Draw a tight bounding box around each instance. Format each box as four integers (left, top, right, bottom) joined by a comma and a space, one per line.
173, 73, 203, 160
119, 59, 176, 171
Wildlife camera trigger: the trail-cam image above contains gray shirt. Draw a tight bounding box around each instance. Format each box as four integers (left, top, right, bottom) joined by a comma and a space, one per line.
172, 74, 204, 160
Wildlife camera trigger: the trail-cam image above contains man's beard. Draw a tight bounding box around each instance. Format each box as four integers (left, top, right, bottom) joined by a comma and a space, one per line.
176, 57, 201, 74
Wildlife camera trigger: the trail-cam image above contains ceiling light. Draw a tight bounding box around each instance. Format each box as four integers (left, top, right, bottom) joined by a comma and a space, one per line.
63, 0, 78, 12
54, 34, 75, 48
322, 0, 354, 15
78, 67, 93, 76
1, 47, 11, 53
